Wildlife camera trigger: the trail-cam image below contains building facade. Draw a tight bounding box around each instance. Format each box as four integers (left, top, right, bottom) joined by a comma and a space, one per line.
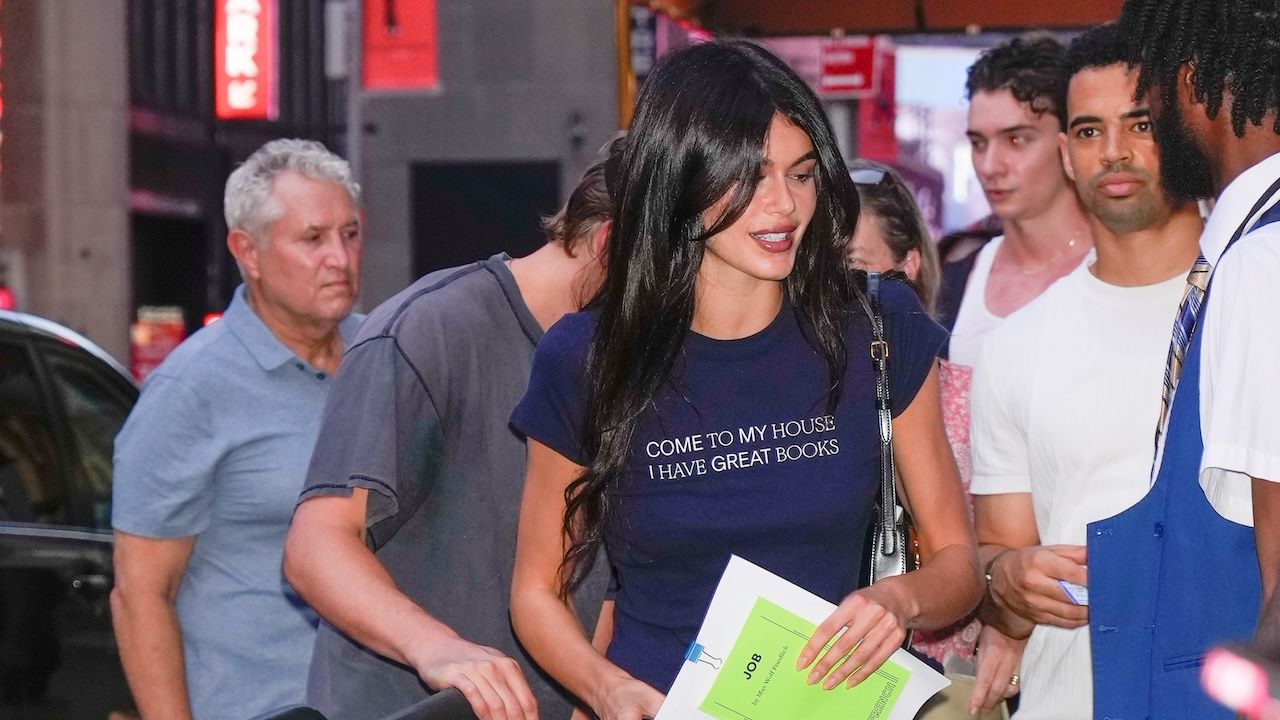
357, 0, 619, 304
0, 0, 341, 362
0, 0, 618, 362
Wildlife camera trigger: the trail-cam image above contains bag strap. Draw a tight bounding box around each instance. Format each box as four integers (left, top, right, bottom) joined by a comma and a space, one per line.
1223, 175, 1280, 259
858, 272, 898, 557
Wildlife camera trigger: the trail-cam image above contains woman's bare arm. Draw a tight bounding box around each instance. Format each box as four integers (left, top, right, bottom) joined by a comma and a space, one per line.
510, 441, 663, 720
799, 366, 982, 688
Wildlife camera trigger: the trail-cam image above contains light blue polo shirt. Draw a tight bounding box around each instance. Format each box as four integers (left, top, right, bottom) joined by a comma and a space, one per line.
113, 286, 361, 720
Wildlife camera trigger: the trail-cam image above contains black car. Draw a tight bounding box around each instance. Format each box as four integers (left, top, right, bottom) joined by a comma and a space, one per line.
0, 309, 137, 719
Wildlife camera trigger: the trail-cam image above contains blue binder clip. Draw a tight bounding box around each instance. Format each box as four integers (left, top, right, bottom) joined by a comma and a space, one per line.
684, 641, 723, 669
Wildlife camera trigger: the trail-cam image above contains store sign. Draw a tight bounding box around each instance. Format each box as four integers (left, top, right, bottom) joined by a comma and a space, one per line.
130, 307, 186, 383
215, 0, 278, 119
856, 39, 899, 162
363, 0, 439, 91
820, 37, 878, 99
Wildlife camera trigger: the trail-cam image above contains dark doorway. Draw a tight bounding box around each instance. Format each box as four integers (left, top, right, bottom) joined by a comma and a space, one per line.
131, 215, 210, 336
410, 162, 561, 277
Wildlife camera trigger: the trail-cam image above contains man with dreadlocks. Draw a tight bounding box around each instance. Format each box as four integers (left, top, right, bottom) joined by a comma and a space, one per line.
1088, 1, 1280, 718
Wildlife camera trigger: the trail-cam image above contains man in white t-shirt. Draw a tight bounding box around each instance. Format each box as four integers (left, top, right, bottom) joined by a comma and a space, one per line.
964, 24, 1205, 718
942, 35, 1094, 368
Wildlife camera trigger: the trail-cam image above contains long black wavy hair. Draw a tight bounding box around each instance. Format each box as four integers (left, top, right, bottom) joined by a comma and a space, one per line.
558, 39, 863, 594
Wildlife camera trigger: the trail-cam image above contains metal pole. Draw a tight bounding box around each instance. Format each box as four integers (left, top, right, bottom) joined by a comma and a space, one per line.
346, 0, 364, 181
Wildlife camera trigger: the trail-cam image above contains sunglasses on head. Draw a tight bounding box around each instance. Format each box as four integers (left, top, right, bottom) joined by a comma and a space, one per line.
850, 168, 889, 186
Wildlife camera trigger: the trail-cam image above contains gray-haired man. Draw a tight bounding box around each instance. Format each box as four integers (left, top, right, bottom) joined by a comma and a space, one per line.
111, 139, 364, 720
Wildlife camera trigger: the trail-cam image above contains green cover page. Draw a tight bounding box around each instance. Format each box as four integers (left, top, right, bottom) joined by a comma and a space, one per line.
698, 597, 909, 720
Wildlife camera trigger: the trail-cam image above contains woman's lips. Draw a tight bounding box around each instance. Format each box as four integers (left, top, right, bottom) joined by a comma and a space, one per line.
749, 230, 795, 253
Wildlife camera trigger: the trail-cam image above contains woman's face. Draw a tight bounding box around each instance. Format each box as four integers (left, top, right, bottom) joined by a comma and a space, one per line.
700, 113, 818, 290
848, 211, 897, 272
848, 211, 919, 282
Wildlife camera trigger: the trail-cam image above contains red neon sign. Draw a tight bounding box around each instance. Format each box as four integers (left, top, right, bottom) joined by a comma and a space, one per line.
215, 0, 278, 120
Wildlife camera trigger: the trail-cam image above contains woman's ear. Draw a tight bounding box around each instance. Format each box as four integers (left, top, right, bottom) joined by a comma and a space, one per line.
902, 249, 922, 283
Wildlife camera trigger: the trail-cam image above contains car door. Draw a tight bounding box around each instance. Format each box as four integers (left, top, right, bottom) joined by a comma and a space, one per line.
0, 331, 136, 719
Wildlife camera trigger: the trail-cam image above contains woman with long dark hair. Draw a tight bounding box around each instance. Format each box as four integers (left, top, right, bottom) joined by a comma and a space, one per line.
510, 40, 980, 719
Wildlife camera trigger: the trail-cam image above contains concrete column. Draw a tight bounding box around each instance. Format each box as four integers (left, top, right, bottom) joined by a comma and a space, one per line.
0, 0, 130, 362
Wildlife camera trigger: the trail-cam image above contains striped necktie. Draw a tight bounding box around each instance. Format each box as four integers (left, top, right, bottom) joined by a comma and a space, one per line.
1154, 253, 1211, 448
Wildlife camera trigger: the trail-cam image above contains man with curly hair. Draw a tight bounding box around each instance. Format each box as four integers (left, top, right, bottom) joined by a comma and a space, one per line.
941, 35, 1094, 367
1087, 1, 1280, 717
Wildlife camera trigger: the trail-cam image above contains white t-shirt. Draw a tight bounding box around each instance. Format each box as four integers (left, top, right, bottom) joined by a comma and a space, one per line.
1193, 152, 1280, 526
949, 235, 1005, 369
970, 259, 1187, 719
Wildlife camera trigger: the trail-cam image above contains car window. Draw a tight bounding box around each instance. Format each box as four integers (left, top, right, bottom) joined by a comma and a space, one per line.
0, 340, 64, 523
42, 347, 132, 529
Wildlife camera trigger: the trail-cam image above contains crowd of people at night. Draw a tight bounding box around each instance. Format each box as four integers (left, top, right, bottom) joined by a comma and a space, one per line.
107, 1, 1280, 718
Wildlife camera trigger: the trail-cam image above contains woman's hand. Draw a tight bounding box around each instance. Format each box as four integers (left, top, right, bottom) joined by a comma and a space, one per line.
795, 581, 914, 689
590, 675, 665, 720
968, 624, 1026, 716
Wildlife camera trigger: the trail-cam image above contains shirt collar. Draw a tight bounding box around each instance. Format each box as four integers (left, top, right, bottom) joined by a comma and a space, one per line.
223, 285, 359, 372
1201, 151, 1280, 265
223, 285, 296, 371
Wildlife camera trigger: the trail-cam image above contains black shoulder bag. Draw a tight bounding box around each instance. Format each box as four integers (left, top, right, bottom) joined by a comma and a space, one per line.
858, 273, 919, 599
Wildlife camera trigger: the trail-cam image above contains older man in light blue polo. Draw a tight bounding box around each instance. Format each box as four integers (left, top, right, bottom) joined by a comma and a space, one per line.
110, 139, 364, 720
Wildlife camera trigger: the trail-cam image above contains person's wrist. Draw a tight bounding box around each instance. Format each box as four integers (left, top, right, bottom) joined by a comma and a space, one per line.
860, 574, 920, 629
587, 665, 633, 715
402, 621, 464, 676
984, 549, 1013, 606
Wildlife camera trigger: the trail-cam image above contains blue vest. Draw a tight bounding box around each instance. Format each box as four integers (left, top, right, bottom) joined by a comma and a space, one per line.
1089, 201, 1280, 719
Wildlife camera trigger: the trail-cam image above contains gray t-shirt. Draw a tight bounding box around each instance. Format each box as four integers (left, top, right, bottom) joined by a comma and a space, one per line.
113, 286, 360, 720
299, 255, 603, 720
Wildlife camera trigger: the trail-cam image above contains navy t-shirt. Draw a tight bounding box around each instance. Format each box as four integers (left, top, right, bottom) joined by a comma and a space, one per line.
510, 280, 946, 693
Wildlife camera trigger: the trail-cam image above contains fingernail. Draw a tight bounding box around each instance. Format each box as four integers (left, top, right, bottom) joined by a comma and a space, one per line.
796, 652, 811, 669
823, 676, 839, 690
807, 670, 820, 684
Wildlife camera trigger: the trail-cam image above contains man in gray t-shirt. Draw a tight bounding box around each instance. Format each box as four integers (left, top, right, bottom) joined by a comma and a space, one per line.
284, 146, 616, 720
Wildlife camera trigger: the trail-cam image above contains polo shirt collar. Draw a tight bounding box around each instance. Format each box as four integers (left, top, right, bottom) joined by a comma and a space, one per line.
222, 285, 296, 371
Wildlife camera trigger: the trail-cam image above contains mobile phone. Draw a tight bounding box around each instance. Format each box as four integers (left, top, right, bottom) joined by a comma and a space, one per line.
1058, 579, 1089, 606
